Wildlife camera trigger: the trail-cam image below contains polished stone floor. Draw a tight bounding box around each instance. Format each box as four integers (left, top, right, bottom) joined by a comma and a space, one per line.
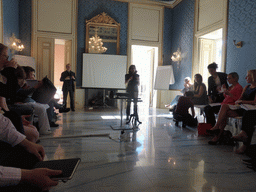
40, 106, 256, 192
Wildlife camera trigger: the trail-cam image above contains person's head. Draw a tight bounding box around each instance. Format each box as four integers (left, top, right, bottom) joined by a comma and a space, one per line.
184, 77, 191, 84
15, 66, 26, 87
194, 74, 203, 84
227, 72, 239, 85
66, 64, 71, 71
207, 62, 218, 76
0, 43, 8, 69
246, 69, 256, 84
185, 91, 194, 98
23, 66, 36, 80
128, 65, 136, 74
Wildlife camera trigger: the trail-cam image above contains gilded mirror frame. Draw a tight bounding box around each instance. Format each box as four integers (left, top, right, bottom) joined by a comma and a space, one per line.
85, 12, 120, 55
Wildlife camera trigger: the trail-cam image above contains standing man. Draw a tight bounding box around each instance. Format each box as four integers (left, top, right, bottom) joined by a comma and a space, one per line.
60, 64, 76, 111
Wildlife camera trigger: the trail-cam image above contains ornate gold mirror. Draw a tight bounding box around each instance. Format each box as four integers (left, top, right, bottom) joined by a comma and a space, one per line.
86, 12, 120, 55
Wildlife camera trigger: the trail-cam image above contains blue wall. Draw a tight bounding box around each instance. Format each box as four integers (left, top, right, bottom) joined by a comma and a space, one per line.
163, 8, 173, 67
169, 0, 195, 89
19, 0, 31, 56
77, 0, 128, 86
226, 0, 256, 87
2, 0, 20, 57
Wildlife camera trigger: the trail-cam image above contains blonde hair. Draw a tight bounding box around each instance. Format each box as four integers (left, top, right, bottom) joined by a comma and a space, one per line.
248, 69, 256, 83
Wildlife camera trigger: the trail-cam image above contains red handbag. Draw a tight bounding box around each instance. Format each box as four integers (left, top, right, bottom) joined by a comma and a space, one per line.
197, 123, 212, 136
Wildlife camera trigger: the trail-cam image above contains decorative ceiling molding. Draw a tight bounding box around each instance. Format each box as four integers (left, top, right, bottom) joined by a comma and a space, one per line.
114, 0, 182, 8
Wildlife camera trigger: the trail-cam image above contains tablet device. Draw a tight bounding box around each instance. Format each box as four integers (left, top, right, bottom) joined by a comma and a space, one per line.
33, 158, 81, 181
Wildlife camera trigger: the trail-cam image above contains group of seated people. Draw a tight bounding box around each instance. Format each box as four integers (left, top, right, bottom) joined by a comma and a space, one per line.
167, 62, 256, 154
0, 43, 66, 191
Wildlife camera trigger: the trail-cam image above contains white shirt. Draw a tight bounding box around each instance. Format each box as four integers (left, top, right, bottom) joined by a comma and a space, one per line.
0, 114, 26, 187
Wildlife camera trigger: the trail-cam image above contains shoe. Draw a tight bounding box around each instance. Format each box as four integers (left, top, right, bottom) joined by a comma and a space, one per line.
71, 109, 75, 111
182, 123, 186, 128
40, 130, 52, 135
50, 122, 59, 127
208, 140, 219, 145
206, 129, 220, 135
59, 107, 70, 113
232, 134, 248, 142
208, 136, 220, 145
243, 159, 253, 163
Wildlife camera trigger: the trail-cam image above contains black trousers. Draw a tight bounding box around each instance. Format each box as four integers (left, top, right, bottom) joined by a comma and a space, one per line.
204, 105, 221, 127
63, 89, 74, 110
173, 106, 198, 127
240, 110, 256, 147
0, 141, 41, 192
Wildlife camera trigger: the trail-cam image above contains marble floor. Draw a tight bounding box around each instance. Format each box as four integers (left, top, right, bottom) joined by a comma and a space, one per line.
40, 106, 256, 192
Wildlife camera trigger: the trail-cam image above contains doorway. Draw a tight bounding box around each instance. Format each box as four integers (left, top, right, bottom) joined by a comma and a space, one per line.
131, 45, 158, 108
198, 28, 223, 84
54, 39, 72, 103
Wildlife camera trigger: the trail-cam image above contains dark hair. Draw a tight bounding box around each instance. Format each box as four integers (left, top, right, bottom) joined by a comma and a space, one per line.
23, 66, 35, 79
128, 65, 137, 74
15, 66, 26, 80
0, 43, 8, 55
207, 62, 218, 69
194, 73, 203, 84
228, 72, 239, 81
185, 91, 194, 97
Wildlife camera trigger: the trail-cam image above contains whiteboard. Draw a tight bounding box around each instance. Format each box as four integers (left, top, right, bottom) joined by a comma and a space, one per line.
13, 55, 36, 70
154, 65, 175, 90
82, 53, 127, 89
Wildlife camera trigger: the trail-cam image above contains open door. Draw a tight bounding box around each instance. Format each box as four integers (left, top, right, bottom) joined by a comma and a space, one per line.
37, 37, 55, 81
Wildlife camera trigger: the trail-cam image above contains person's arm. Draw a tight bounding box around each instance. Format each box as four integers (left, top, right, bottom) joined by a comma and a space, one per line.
0, 166, 21, 187
72, 72, 76, 81
125, 74, 132, 84
224, 85, 243, 102
191, 106, 195, 117
235, 85, 248, 104
60, 72, 67, 81
0, 96, 9, 111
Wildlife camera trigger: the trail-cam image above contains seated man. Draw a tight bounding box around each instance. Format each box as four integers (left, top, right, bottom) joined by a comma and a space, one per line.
173, 91, 198, 128
22, 66, 70, 127
1, 66, 52, 135
0, 113, 62, 191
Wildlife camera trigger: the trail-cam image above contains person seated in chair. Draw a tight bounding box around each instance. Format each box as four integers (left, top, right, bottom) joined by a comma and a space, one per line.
173, 91, 198, 128
165, 77, 193, 111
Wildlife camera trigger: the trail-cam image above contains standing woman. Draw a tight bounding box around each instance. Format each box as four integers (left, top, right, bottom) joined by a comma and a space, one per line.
125, 65, 140, 121
207, 62, 228, 103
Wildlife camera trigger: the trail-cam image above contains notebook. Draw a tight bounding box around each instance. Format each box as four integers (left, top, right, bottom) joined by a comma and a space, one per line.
33, 158, 81, 181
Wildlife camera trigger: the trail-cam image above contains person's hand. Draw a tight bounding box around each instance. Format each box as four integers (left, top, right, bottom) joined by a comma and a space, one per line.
19, 139, 45, 161
235, 100, 242, 105
65, 76, 71, 80
129, 76, 133, 81
21, 168, 62, 191
34, 80, 43, 89
208, 97, 213, 103
4, 59, 18, 69
72, 76, 75, 80
22, 115, 31, 126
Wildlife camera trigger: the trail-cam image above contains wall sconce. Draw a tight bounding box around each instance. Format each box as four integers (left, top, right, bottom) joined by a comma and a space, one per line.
233, 40, 243, 48
9, 33, 24, 54
171, 48, 182, 68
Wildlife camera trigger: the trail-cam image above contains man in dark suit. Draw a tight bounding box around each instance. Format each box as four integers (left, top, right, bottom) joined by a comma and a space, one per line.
60, 64, 76, 111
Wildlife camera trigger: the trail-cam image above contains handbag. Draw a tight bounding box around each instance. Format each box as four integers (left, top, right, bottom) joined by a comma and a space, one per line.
32, 76, 57, 104
197, 123, 212, 136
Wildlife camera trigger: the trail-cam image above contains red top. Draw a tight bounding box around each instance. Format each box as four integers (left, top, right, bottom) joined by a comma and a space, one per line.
175, 96, 194, 115
222, 83, 243, 104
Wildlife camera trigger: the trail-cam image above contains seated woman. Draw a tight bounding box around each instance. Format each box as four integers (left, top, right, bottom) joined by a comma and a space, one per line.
173, 91, 198, 128
207, 62, 228, 104
204, 72, 243, 127
208, 70, 256, 146
192, 74, 208, 105
165, 77, 193, 110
